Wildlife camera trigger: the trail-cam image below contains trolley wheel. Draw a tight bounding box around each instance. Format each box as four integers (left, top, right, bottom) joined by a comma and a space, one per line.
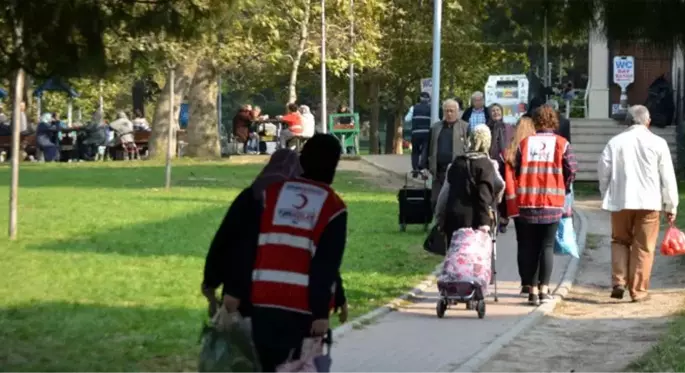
399, 224, 407, 232
436, 299, 447, 318
476, 300, 486, 319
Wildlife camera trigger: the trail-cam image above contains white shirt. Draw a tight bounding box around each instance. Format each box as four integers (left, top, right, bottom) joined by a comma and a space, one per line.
597, 125, 678, 214
301, 113, 315, 138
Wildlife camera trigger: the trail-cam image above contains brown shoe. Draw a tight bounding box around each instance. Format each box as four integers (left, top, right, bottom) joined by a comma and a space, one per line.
610, 286, 625, 299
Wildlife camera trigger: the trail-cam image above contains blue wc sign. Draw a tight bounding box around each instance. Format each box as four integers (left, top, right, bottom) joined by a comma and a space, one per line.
613, 56, 635, 89
613, 56, 635, 114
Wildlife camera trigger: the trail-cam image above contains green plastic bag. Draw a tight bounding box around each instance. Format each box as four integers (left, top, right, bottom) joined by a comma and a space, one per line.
198, 308, 261, 372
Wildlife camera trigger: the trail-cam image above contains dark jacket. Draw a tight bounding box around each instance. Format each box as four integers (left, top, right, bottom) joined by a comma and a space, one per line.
487, 120, 513, 218
557, 115, 571, 143
443, 154, 496, 235
203, 185, 348, 319
411, 102, 432, 134
36, 122, 59, 148
232, 109, 253, 144
461, 106, 490, 124
81, 123, 107, 146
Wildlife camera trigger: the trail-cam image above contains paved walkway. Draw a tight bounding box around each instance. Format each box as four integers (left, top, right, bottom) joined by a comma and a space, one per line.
330, 155, 572, 371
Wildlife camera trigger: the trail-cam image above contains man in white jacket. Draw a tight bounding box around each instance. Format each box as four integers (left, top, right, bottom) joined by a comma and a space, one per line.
597, 105, 678, 303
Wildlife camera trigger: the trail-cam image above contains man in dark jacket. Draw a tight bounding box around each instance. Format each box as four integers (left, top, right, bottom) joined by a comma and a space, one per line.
410, 92, 432, 175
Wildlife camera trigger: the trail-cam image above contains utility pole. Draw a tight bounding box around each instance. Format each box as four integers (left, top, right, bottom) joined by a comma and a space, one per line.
430, 0, 442, 124
8, 5, 23, 240
349, 0, 355, 112
320, 0, 328, 134
164, 68, 175, 190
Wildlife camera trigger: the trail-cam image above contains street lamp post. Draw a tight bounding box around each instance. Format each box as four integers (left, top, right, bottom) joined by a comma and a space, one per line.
430, 0, 442, 124
349, 0, 354, 112
321, 0, 327, 134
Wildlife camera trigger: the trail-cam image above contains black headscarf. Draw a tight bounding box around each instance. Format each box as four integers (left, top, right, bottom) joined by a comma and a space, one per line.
526, 96, 546, 118
300, 134, 342, 185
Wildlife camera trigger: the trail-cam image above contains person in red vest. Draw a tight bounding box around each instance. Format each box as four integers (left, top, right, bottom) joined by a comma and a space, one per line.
515, 105, 577, 306
502, 116, 536, 293
249, 133, 347, 371
278, 103, 304, 149
201, 148, 304, 317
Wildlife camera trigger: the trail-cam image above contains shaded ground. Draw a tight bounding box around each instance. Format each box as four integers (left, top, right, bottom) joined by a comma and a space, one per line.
479, 199, 685, 372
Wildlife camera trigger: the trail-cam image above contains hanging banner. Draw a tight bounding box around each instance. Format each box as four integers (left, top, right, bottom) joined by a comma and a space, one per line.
420, 78, 432, 94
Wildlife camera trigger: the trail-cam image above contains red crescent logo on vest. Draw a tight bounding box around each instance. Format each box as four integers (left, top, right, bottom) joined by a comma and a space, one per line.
540, 142, 547, 151
293, 193, 308, 209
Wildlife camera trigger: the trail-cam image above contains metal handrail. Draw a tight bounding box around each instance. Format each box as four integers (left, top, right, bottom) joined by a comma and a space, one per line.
583, 79, 591, 118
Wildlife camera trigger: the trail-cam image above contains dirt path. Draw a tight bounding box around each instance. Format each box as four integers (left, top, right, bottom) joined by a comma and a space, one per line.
479, 199, 685, 372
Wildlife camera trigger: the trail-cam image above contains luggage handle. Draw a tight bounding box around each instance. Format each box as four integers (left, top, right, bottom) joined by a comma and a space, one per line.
405, 171, 429, 188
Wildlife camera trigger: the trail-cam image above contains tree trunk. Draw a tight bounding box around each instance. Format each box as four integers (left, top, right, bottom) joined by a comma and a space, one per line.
384, 113, 395, 154
185, 59, 221, 158
287, 0, 313, 104
393, 108, 404, 154
148, 61, 197, 160
369, 78, 380, 154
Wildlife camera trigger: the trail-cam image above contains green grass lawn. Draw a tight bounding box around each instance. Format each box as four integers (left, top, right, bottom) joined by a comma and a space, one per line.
0, 160, 438, 371
626, 185, 685, 372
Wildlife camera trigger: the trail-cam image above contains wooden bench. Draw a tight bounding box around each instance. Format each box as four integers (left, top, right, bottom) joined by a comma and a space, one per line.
0, 134, 38, 159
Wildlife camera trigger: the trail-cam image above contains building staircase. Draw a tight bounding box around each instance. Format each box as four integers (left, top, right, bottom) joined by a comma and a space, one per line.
572, 119, 677, 181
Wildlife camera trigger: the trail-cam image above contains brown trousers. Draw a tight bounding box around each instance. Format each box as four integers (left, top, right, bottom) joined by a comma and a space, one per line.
611, 209, 661, 299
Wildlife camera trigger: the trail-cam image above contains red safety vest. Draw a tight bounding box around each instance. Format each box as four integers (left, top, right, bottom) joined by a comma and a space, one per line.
503, 162, 519, 218
282, 113, 303, 136
516, 133, 567, 210
251, 178, 346, 314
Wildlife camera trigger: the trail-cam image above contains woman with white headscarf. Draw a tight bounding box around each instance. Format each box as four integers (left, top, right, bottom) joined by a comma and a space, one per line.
434, 124, 504, 236
298, 105, 316, 138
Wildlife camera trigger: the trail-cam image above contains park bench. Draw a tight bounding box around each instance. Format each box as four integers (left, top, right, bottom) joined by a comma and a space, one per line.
0, 134, 37, 160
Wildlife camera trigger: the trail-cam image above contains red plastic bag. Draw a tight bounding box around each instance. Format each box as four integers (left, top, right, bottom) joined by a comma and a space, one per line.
660, 224, 685, 256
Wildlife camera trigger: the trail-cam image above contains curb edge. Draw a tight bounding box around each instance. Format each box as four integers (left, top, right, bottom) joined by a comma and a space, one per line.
332, 156, 438, 341
448, 205, 589, 372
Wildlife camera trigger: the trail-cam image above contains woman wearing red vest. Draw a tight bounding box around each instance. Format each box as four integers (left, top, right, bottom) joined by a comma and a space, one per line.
502, 117, 536, 294
201, 149, 304, 316
515, 105, 577, 306
250, 134, 348, 371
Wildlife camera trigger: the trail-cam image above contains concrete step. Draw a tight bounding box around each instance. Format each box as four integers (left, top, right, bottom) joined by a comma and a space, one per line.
576, 171, 598, 181
571, 142, 678, 153
571, 133, 677, 146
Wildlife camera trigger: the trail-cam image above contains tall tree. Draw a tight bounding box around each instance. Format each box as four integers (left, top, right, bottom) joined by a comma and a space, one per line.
0, 0, 216, 239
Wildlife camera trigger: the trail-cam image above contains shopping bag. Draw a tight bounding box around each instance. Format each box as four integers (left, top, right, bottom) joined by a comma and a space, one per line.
438, 228, 492, 294
660, 223, 685, 256
554, 216, 579, 258
198, 307, 261, 372
423, 224, 447, 256
276, 337, 324, 372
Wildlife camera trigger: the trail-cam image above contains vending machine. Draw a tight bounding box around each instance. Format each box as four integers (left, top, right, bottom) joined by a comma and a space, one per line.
484, 75, 529, 125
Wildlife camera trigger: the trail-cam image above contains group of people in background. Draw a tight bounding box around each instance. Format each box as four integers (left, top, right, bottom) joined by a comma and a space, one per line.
413, 91, 577, 306
414, 89, 679, 305
0, 103, 151, 162
231, 103, 354, 154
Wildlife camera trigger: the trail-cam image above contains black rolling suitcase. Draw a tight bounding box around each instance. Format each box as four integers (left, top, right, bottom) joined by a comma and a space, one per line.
397, 173, 433, 232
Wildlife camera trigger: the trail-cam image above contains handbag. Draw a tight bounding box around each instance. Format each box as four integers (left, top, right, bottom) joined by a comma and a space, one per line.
276, 330, 333, 373
423, 224, 447, 256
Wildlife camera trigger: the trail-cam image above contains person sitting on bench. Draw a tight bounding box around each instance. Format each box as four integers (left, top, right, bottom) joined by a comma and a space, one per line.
278, 103, 303, 149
